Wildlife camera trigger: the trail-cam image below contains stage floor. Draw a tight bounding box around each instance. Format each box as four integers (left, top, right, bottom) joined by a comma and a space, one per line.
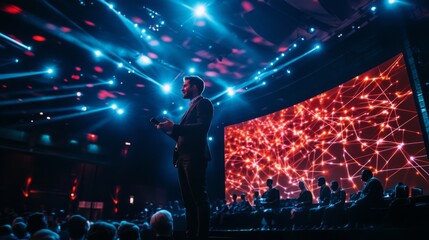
172, 227, 426, 240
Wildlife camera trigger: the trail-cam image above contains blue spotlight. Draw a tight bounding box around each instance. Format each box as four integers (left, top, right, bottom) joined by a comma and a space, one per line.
15, 58, 19, 63
111, 104, 118, 110
136, 54, 152, 66
208, 136, 213, 141
94, 50, 103, 57
194, 5, 206, 17
262, 81, 266, 85
286, 69, 291, 74
162, 110, 168, 115
179, 106, 184, 111
216, 102, 220, 106
227, 87, 235, 96
308, 27, 315, 33
108, 80, 114, 85
81, 106, 88, 111
46, 68, 54, 74
370, 6, 377, 12
388, 0, 396, 4
117, 62, 124, 68
76, 92, 82, 97
189, 67, 196, 73
162, 83, 172, 93
116, 109, 125, 115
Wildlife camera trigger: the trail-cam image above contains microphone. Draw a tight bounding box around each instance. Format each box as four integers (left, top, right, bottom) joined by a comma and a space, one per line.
150, 117, 160, 126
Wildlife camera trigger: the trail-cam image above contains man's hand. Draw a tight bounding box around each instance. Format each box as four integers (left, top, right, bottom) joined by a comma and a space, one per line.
157, 117, 174, 133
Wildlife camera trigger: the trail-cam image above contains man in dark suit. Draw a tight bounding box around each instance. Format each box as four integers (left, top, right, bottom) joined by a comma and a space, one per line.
157, 75, 213, 240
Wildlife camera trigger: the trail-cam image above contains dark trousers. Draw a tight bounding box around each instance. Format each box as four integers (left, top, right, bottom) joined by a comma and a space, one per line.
178, 159, 210, 240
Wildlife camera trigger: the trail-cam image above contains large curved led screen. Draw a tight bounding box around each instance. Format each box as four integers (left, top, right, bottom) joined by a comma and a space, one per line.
224, 53, 429, 202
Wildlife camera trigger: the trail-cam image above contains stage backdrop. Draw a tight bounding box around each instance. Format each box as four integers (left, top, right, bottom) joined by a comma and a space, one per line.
224, 52, 429, 203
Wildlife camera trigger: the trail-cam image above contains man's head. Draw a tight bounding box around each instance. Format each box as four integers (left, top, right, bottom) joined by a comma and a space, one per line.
149, 210, 174, 237
298, 180, 306, 190
266, 178, 273, 188
240, 193, 246, 200
361, 169, 373, 182
317, 176, 326, 187
182, 75, 205, 99
330, 180, 339, 191
67, 214, 88, 240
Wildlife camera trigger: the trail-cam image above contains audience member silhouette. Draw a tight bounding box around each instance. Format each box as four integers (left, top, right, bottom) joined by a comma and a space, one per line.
30, 229, 60, 240
0, 224, 16, 240
344, 169, 384, 228
117, 221, 140, 240
320, 180, 346, 229
227, 194, 239, 214
27, 213, 48, 236
66, 215, 88, 240
252, 191, 262, 212
290, 180, 313, 229
308, 176, 331, 228
149, 210, 174, 240
86, 222, 116, 240
384, 182, 411, 227
261, 178, 280, 229
12, 222, 30, 240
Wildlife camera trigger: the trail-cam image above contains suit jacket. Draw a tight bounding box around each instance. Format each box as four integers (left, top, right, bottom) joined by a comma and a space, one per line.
169, 96, 213, 165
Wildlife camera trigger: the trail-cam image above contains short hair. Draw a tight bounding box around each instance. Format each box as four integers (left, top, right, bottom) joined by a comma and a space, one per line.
183, 75, 205, 94
150, 209, 173, 237
12, 222, 28, 239
67, 214, 88, 239
30, 229, 60, 240
318, 176, 326, 184
27, 212, 48, 235
87, 221, 117, 240
117, 221, 140, 240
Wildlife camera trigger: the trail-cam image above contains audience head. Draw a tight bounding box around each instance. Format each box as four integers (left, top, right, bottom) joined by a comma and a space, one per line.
87, 221, 117, 240
150, 209, 174, 237
117, 221, 140, 240
317, 176, 326, 187
30, 229, 60, 240
67, 214, 88, 240
13, 222, 29, 239
361, 169, 373, 182
266, 178, 273, 187
12, 217, 25, 226
394, 182, 409, 198
298, 180, 306, 190
0, 224, 12, 236
330, 180, 339, 191
27, 212, 48, 235
240, 193, 246, 200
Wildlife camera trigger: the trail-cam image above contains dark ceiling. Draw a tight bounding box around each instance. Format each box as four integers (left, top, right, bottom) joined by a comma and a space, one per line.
0, 0, 427, 158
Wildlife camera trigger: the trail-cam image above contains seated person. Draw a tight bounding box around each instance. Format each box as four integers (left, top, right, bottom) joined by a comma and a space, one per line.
261, 178, 280, 229
290, 180, 313, 229
344, 169, 384, 228
320, 180, 346, 229
308, 176, 331, 228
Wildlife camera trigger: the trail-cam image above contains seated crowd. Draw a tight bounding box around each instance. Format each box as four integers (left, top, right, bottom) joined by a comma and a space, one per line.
1, 169, 428, 240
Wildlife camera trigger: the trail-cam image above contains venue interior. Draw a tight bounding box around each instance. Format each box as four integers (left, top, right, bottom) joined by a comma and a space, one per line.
1, 0, 429, 239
